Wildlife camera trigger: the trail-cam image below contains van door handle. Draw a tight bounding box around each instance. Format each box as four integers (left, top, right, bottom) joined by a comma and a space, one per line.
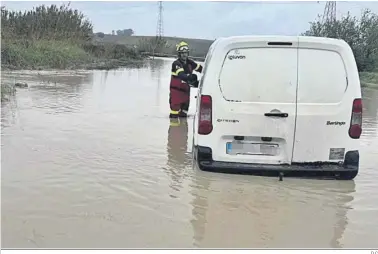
264, 112, 288, 118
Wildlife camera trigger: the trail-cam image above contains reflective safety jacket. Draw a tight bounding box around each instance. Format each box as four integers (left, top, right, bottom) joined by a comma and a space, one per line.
170, 58, 203, 97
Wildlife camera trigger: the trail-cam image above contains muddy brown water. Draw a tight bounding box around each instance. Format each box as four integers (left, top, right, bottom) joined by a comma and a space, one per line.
1, 58, 378, 248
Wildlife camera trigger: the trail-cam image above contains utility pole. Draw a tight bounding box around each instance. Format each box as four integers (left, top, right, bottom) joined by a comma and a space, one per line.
156, 1, 163, 39
322, 1, 336, 24
152, 1, 164, 59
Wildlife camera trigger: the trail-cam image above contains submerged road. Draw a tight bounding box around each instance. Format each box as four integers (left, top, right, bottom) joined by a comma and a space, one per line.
1, 58, 378, 248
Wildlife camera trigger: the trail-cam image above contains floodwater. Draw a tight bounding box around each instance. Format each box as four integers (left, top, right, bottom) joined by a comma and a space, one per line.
1, 58, 378, 248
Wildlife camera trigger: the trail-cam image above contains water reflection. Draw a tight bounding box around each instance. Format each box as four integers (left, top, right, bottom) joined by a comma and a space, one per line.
149, 58, 166, 75
99, 70, 110, 94
1, 71, 93, 129
189, 168, 210, 247
1, 70, 92, 88
189, 169, 355, 248
149, 59, 165, 107
330, 183, 354, 248
1, 95, 19, 129
165, 117, 191, 197
28, 73, 92, 115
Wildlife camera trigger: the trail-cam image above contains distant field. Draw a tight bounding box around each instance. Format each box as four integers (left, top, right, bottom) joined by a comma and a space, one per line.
94, 35, 214, 58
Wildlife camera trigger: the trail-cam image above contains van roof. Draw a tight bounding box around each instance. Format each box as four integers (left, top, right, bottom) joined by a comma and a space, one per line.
204, 34, 359, 100
215, 35, 348, 47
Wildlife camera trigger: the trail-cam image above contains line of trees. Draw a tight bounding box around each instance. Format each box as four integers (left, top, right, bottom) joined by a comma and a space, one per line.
1, 4, 93, 42
115, 29, 134, 36
94, 28, 135, 39
303, 9, 378, 72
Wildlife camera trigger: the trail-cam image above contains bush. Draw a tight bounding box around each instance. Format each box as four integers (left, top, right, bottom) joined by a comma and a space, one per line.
137, 37, 168, 53
303, 9, 378, 72
1, 40, 92, 69
1, 4, 93, 42
82, 42, 141, 60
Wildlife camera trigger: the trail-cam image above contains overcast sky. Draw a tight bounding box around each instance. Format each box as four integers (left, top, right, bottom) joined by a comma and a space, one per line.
2, 1, 378, 40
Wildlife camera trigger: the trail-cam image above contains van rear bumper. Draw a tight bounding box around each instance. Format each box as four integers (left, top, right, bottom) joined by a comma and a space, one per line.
198, 160, 357, 172
194, 145, 359, 179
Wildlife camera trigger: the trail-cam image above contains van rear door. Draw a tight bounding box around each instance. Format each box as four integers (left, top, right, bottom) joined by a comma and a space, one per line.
292, 38, 353, 163
213, 39, 298, 165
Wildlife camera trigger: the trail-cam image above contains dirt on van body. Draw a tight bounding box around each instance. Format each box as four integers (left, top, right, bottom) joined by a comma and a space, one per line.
1, 58, 378, 248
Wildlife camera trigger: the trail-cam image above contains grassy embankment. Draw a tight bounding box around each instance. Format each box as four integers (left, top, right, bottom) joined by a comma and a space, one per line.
360, 71, 378, 88
2, 40, 145, 70
96, 34, 213, 60
1, 4, 146, 72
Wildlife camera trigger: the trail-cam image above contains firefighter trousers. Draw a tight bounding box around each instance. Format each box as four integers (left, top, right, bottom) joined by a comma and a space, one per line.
169, 91, 190, 118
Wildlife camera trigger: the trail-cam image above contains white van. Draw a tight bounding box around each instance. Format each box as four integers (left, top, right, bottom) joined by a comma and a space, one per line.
192, 36, 362, 180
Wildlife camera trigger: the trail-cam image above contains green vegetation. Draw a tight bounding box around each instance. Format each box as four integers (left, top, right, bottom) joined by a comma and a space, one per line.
360, 72, 378, 88
2, 40, 91, 70
303, 8, 378, 88
303, 9, 378, 73
1, 4, 144, 71
137, 37, 168, 55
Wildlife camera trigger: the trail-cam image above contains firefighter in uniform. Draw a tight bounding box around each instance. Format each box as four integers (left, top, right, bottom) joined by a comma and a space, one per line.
169, 41, 203, 118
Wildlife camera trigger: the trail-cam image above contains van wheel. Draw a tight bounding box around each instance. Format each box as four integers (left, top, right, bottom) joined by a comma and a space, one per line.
336, 171, 358, 180
193, 150, 197, 161
193, 150, 201, 170
192, 147, 205, 171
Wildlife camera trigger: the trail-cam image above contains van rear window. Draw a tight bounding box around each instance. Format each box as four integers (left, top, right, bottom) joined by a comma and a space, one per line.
297, 49, 347, 104
219, 48, 298, 103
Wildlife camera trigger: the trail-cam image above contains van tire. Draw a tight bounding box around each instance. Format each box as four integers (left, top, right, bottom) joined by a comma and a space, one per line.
192, 138, 196, 160
335, 170, 358, 180
193, 146, 208, 172
192, 142, 201, 170
193, 150, 202, 171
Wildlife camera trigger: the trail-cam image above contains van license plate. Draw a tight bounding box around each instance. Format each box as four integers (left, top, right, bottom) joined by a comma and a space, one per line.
226, 142, 278, 156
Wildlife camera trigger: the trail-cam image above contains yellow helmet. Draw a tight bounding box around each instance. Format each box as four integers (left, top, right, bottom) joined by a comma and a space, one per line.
176, 41, 189, 53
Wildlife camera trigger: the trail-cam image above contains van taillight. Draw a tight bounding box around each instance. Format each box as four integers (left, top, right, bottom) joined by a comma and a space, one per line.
349, 98, 362, 139
198, 95, 213, 135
